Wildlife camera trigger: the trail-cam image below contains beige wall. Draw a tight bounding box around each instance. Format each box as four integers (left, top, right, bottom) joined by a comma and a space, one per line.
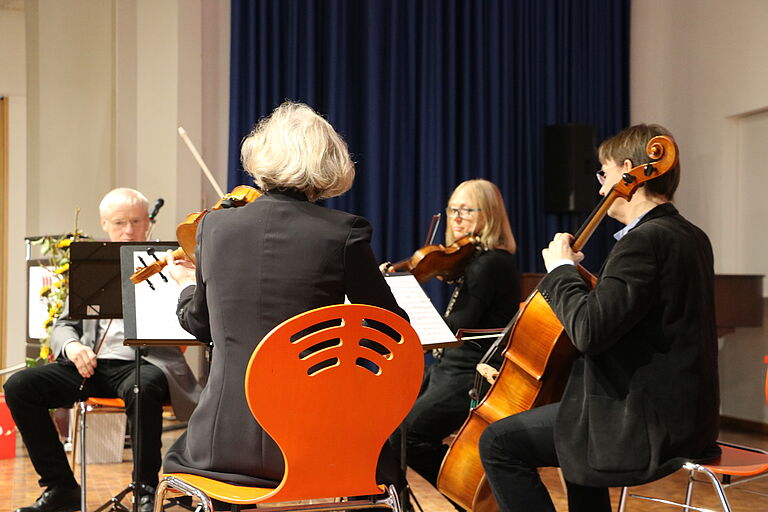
1, 6, 28, 370
632, 0, 768, 423
1, 0, 230, 371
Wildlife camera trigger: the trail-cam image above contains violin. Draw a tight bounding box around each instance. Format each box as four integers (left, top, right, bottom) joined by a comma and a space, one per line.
130, 185, 261, 284
387, 233, 480, 284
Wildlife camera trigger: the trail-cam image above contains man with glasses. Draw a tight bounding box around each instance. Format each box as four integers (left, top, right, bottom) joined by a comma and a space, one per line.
479, 124, 720, 512
5, 188, 200, 512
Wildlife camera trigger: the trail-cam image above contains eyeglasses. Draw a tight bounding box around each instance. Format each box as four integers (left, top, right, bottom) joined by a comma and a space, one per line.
107, 218, 148, 230
445, 207, 481, 219
596, 169, 607, 185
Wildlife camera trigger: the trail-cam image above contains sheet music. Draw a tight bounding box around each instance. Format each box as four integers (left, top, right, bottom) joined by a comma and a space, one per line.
384, 274, 458, 348
129, 252, 195, 340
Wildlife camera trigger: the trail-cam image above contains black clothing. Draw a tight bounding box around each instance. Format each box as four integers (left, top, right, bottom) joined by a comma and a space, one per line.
13, 485, 81, 512
398, 249, 520, 485
163, 190, 407, 487
5, 359, 169, 489
479, 203, 721, 511
480, 403, 611, 512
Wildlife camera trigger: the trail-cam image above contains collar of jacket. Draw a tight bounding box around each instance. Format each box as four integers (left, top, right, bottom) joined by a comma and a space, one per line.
635, 202, 678, 228
263, 188, 309, 202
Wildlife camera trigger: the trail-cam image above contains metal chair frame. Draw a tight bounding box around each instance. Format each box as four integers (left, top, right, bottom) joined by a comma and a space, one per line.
617, 441, 768, 512
70, 397, 130, 512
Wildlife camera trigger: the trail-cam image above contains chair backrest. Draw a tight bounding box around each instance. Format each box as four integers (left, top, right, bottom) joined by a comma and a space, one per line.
245, 304, 423, 502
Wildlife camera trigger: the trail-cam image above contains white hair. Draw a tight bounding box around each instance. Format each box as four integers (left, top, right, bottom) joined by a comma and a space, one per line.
98, 188, 149, 219
240, 101, 355, 202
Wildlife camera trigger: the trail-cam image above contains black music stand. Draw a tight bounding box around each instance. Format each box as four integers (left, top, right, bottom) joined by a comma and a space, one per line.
69, 242, 177, 512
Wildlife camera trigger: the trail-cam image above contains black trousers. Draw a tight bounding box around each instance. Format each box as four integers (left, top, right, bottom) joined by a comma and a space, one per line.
478, 402, 611, 512
4, 358, 170, 491
390, 360, 476, 487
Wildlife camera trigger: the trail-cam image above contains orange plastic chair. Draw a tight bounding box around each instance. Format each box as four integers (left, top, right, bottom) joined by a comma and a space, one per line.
618, 357, 768, 511
154, 304, 424, 512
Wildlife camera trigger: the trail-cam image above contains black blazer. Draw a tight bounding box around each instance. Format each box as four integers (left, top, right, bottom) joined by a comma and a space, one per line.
163, 189, 406, 486
538, 203, 720, 487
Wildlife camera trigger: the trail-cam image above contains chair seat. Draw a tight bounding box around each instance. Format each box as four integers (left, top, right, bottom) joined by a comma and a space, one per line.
704, 444, 768, 477
84, 397, 126, 409
166, 474, 276, 504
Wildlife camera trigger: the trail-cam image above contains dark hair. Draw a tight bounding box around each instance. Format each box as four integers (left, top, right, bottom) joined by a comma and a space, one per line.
598, 123, 680, 200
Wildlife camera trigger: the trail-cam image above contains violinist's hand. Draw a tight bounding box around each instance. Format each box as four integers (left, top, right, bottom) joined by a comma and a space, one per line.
378, 262, 393, 274
476, 363, 499, 385
164, 250, 197, 288
65, 341, 98, 379
542, 232, 584, 271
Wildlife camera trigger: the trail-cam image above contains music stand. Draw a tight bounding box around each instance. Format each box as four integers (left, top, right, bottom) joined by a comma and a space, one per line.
68, 241, 178, 512
118, 244, 202, 512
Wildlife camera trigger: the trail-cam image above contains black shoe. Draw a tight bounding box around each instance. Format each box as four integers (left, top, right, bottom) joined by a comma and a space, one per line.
139, 494, 154, 512
15, 486, 81, 512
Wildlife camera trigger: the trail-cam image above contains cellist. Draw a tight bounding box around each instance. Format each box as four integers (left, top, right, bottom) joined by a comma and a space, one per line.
478, 124, 721, 511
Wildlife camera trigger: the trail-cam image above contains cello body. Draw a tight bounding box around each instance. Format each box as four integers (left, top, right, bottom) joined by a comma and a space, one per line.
436, 289, 579, 512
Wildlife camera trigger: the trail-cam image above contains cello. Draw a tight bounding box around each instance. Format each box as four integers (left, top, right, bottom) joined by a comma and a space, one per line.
436, 135, 679, 512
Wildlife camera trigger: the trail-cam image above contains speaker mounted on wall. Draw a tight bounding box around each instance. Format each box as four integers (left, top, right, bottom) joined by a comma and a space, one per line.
542, 124, 598, 213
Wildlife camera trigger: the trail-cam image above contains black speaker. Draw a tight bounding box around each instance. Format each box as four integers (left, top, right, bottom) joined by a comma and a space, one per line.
542, 124, 598, 213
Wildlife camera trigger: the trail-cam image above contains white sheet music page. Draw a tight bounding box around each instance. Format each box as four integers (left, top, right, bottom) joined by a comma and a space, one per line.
384, 273, 458, 348
133, 252, 195, 340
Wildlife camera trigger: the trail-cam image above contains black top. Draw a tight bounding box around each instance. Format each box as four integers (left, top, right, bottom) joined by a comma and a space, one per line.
440, 248, 520, 373
164, 190, 406, 486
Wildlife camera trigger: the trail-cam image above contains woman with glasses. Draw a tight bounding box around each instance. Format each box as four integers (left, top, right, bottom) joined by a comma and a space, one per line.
394, 179, 520, 499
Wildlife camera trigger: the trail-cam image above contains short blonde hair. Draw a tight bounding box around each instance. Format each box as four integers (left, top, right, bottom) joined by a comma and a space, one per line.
98, 188, 149, 219
240, 101, 355, 202
445, 179, 517, 254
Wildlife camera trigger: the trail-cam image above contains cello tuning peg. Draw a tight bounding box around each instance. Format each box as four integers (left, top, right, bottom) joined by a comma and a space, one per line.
644, 163, 656, 177
622, 173, 637, 185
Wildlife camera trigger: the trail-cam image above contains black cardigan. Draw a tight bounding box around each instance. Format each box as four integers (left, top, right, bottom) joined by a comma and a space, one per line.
539, 203, 720, 487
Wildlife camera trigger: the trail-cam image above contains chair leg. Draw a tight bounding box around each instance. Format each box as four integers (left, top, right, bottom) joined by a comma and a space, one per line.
154, 479, 169, 512
156, 476, 214, 512
617, 487, 628, 512
79, 401, 87, 512
683, 463, 732, 512
684, 467, 696, 511
385, 484, 401, 512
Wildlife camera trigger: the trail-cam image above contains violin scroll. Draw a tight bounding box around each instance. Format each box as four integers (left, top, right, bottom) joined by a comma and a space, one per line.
130, 185, 261, 284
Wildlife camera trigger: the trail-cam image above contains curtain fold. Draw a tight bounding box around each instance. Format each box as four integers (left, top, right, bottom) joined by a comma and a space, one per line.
228, 0, 630, 306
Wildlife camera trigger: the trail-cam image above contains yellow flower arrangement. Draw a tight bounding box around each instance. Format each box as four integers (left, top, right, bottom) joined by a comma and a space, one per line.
27, 209, 87, 367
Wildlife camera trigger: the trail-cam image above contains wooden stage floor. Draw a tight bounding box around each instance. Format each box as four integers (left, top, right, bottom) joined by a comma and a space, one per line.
1, 420, 766, 512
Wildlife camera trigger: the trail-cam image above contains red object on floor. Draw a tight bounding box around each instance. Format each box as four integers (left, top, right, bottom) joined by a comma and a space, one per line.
0, 393, 16, 459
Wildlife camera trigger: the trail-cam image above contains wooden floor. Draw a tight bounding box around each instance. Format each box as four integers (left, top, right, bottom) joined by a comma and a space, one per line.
1, 420, 767, 512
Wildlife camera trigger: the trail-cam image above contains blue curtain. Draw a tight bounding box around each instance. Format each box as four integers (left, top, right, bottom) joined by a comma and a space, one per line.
228, 0, 630, 306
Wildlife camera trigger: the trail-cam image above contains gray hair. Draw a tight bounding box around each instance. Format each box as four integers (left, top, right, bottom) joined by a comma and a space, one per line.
240, 102, 355, 202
